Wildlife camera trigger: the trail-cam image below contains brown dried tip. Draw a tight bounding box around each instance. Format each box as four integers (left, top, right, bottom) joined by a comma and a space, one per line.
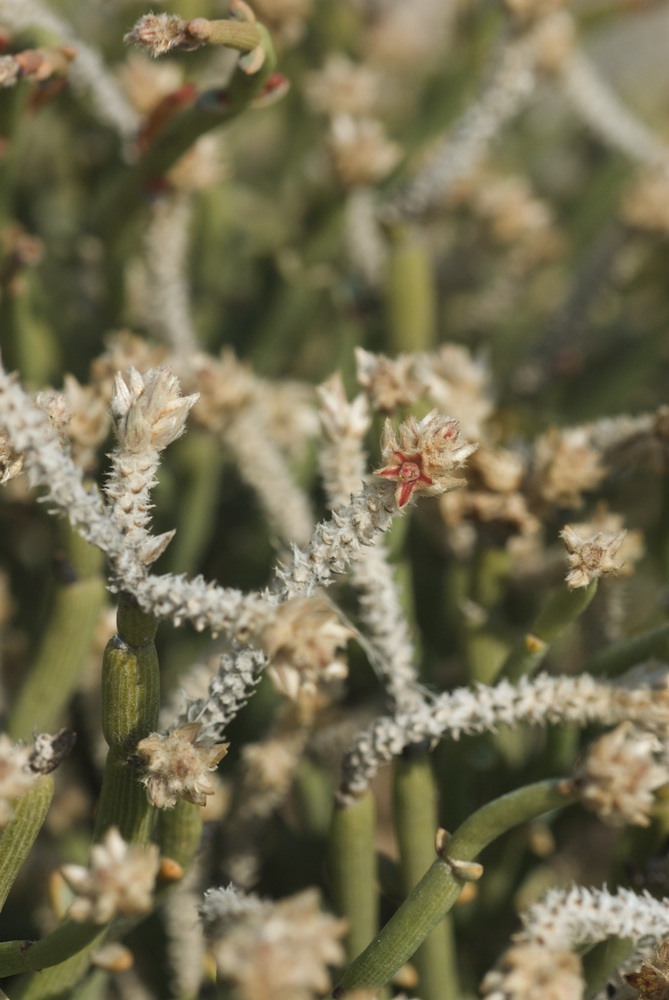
29, 729, 76, 775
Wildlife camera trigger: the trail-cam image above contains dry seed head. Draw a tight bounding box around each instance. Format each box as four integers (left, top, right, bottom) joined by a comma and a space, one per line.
136, 722, 228, 809
124, 14, 195, 57
328, 115, 402, 188
355, 348, 423, 414
560, 523, 627, 588
481, 943, 583, 1000
61, 827, 160, 923
305, 54, 380, 118
568, 723, 669, 827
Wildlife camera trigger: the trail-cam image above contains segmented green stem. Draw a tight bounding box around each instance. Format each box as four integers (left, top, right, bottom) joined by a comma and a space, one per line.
329, 791, 378, 962
497, 579, 598, 682
335, 779, 576, 993
0, 776, 53, 911
393, 754, 458, 1000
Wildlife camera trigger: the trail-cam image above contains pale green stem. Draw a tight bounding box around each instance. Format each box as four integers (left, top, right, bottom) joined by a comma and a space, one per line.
393, 754, 458, 1000
158, 798, 203, 870
10, 528, 105, 740
335, 779, 576, 994
0, 776, 53, 911
329, 791, 378, 962
497, 579, 598, 682
385, 225, 436, 354
166, 432, 224, 575
584, 619, 669, 677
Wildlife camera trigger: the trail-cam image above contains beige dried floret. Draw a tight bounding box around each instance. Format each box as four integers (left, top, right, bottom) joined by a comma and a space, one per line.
624, 940, 669, 998
375, 410, 477, 508
328, 115, 402, 188
560, 523, 626, 588
355, 348, 423, 414
533, 426, 606, 508
566, 723, 669, 828
137, 722, 229, 809
205, 887, 347, 1000
61, 827, 160, 923
0, 430, 23, 484
305, 54, 380, 118
111, 366, 199, 453
261, 596, 353, 700
418, 344, 493, 440
481, 942, 583, 1000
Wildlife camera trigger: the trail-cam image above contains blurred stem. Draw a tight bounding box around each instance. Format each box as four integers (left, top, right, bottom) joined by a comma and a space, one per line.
0, 924, 105, 983
335, 779, 575, 993
10, 527, 105, 740
583, 619, 669, 677
385, 225, 436, 354
582, 937, 633, 997
0, 272, 60, 386
92, 27, 277, 243
393, 753, 458, 1000
295, 759, 333, 838
166, 431, 223, 575
329, 791, 378, 962
0, 776, 54, 911
496, 580, 598, 682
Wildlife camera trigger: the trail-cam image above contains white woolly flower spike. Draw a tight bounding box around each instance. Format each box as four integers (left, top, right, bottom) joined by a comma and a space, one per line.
110, 366, 198, 454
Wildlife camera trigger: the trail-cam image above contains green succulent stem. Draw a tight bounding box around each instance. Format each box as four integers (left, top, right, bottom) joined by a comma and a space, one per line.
581, 937, 634, 997
93, 26, 277, 242
8, 597, 160, 998
95, 594, 160, 844
0, 776, 54, 912
392, 753, 458, 1000
385, 225, 437, 354
329, 791, 378, 962
497, 579, 598, 682
157, 799, 203, 870
583, 619, 669, 677
10, 527, 105, 741
335, 779, 576, 993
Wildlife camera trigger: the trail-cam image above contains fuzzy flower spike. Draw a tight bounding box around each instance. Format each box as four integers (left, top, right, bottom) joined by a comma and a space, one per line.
375, 410, 477, 508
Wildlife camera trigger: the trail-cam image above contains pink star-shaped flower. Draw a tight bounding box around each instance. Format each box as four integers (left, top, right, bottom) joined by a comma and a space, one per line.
375, 449, 433, 508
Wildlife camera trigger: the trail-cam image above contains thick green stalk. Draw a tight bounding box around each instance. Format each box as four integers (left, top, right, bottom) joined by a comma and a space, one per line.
584, 619, 669, 677
329, 791, 378, 962
582, 937, 633, 997
496, 579, 598, 682
335, 779, 576, 994
94, 595, 160, 845
0, 776, 53, 911
10, 597, 160, 999
385, 225, 437, 354
393, 754, 458, 1000
166, 432, 224, 575
92, 26, 277, 243
10, 529, 105, 740
158, 799, 203, 871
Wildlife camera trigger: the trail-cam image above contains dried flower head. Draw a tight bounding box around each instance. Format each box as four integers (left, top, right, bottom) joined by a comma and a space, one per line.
61, 375, 110, 471
305, 54, 380, 118
61, 827, 160, 923
375, 410, 477, 508
567, 723, 669, 828
418, 344, 493, 440
0, 430, 23, 484
0, 735, 39, 828
355, 348, 423, 414
533, 426, 606, 508
111, 366, 198, 454
136, 722, 229, 809
202, 886, 347, 1000
625, 941, 669, 999
328, 115, 402, 188
124, 14, 197, 57
481, 943, 584, 1000
621, 171, 669, 236
560, 523, 627, 588
261, 596, 353, 700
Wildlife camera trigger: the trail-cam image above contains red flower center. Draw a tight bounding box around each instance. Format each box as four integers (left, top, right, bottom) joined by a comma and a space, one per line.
398, 461, 421, 482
